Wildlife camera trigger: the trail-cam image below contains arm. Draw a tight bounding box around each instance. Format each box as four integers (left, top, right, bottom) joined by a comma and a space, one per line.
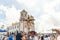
52, 29, 60, 34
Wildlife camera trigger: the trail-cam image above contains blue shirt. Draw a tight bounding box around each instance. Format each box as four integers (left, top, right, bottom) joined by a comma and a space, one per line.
8, 36, 14, 40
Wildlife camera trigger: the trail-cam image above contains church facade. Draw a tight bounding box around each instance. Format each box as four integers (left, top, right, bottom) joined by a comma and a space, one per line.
7, 10, 35, 33
19, 10, 35, 33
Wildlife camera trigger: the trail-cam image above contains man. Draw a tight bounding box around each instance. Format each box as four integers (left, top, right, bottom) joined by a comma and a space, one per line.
41, 35, 44, 40
28, 31, 38, 40
3, 35, 8, 40
16, 31, 24, 40
52, 29, 60, 40
44, 35, 50, 40
8, 33, 16, 40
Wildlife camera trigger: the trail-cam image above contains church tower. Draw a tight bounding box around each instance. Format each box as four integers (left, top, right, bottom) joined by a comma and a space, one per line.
20, 10, 27, 21
19, 10, 28, 32
27, 15, 35, 31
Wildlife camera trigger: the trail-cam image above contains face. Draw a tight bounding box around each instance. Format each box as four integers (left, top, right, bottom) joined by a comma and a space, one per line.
12, 34, 15, 36
38, 36, 40, 39
31, 32, 35, 37
25, 35, 28, 39
20, 31, 24, 35
22, 37, 26, 40
22, 35, 28, 40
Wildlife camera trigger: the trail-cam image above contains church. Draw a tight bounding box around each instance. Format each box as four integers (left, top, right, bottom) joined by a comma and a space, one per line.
7, 9, 35, 33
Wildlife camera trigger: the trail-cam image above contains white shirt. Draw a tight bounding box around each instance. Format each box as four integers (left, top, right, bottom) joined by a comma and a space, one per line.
44, 37, 50, 40
57, 35, 60, 40
29, 36, 38, 40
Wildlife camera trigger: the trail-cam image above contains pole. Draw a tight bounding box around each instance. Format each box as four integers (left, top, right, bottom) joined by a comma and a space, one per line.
23, 21, 24, 33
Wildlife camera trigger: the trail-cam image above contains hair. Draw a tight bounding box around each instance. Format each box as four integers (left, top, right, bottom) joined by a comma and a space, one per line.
30, 31, 36, 35
12, 33, 15, 35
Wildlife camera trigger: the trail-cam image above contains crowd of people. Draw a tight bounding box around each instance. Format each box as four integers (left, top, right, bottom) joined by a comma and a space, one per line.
0, 29, 60, 40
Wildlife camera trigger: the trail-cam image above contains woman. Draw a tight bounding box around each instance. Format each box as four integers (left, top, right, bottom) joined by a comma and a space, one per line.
52, 29, 60, 40
22, 35, 28, 40
3, 35, 8, 40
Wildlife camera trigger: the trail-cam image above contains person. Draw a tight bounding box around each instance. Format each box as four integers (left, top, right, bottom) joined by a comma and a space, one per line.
12, 33, 16, 40
16, 30, 24, 40
41, 34, 44, 40
38, 35, 41, 40
52, 29, 60, 40
56, 33, 60, 40
22, 34, 28, 40
44, 35, 50, 40
22, 36, 26, 40
54, 34, 57, 40
8, 33, 16, 40
0, 36, 3, 40
3, 35, 8, 40
28, 31, 38, 40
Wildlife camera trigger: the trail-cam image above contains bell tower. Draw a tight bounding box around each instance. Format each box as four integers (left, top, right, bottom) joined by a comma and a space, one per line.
19, 10, 28, 32
20, 10, 27, 21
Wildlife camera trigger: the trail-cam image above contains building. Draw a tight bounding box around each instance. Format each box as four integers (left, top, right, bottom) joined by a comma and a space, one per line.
8, 9, 35, 33
20, 10, 35, 33
7, 22, 19, 34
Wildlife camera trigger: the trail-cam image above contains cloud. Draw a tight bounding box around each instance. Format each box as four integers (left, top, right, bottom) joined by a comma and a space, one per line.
16, 0, 60, 33
0, 10, 6, 20
0, 0, 27, 10
54, 4, 60, 12
16, 0, 37, 8
0, 5, 20, 26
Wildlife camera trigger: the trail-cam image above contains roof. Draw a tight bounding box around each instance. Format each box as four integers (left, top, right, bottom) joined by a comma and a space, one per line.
12, 22, 19, 26
0, 29, 8, 32
20, 9, 27, 14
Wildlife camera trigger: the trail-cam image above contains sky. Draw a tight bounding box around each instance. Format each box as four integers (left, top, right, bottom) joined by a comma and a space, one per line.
0, 0, 60, 32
